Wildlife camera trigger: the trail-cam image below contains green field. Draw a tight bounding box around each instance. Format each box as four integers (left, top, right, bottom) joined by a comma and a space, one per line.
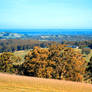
0, 73, 92, 92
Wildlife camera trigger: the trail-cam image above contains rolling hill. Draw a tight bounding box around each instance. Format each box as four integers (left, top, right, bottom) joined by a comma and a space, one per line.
0, 73, 92, 92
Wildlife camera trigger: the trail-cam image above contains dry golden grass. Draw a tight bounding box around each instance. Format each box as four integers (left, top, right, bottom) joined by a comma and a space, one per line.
14, 50, 30, 64
14, 50, 29, 58
0, 73, 92, 92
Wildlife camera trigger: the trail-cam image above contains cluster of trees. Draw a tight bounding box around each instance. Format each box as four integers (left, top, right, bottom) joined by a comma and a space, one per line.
0, 44, 92, 83
0, 39, 53, 53
22, 44, 86, 82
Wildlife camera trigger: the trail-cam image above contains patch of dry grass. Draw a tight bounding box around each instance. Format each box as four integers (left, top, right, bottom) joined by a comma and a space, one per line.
14, 50, 30, 64
0, 73, 92, 92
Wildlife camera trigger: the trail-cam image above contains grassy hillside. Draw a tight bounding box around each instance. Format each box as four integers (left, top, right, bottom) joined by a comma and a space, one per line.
0, 73, 92, 92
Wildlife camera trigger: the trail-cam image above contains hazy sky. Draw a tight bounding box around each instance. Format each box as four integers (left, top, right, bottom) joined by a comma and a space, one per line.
0, 0, 92, 29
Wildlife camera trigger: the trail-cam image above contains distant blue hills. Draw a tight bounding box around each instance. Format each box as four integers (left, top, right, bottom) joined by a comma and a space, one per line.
0, 29, 92, 41
0, 29, 92, 35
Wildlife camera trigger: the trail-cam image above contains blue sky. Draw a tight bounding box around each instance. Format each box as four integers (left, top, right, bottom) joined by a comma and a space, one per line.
0, 0, 92, 29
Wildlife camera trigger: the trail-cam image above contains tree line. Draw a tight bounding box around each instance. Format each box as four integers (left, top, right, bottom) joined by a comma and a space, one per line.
0, 39, 53, 52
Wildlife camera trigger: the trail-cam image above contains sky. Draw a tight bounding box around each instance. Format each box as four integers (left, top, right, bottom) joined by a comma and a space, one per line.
0, 0, 92, 29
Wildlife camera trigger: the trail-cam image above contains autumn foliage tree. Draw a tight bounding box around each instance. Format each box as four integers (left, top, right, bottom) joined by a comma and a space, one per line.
22, 46, 54, 78
22, 44, 87, 82
48, 44, 86, 81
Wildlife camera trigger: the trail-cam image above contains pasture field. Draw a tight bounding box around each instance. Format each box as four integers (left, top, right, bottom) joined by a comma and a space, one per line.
0, 73, 92, 92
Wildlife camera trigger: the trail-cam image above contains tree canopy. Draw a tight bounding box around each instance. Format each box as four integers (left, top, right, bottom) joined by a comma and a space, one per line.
22, 44, 86, 82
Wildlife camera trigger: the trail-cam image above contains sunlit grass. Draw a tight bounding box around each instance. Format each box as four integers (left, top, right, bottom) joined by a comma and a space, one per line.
0, 73, 92, 92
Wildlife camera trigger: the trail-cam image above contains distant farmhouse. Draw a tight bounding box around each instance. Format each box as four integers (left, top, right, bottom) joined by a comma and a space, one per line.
66, 45, 79, 49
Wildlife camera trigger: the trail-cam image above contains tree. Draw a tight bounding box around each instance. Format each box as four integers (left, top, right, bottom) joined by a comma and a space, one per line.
0, 52, 21, 73
22, 46, 54, 78
48, 44, 86, 81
